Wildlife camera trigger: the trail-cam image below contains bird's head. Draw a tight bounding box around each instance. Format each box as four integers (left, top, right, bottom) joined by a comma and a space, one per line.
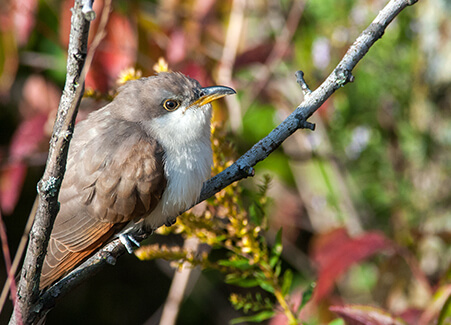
111, 72, 235, 146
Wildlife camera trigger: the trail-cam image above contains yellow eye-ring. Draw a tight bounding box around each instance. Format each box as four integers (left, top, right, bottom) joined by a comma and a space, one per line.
163, 99, 180, 111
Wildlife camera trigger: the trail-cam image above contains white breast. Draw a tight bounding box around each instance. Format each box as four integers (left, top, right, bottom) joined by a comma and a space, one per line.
142, 104, 213, 229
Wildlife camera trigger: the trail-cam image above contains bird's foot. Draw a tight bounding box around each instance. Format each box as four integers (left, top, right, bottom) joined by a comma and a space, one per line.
119, 233, 140, 254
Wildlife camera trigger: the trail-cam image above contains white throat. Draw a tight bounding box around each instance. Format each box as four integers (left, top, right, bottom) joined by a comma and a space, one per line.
141, 104, 213, 229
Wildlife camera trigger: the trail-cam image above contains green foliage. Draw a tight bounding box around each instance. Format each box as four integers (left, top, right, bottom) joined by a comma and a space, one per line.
437, 290, 451, 325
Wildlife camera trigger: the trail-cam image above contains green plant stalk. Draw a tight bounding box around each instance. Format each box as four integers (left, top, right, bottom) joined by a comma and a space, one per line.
259, 260, 297, 324
274, 288, 297, 324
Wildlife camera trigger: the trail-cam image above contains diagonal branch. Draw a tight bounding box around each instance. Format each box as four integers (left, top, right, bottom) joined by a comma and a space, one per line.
23, 0, 419, 319
202, 0, 419, 200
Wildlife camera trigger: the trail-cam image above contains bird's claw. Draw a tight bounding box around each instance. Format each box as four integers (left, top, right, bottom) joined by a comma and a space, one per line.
119, 233, 140, 254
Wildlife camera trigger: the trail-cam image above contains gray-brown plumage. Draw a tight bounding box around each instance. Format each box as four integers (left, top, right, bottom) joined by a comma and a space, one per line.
40, 72, 235, 289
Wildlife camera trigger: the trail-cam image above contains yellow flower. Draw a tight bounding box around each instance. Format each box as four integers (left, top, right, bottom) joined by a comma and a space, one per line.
153, 57, 169, 73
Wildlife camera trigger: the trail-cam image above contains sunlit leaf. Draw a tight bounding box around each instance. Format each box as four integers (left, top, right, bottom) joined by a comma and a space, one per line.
281, 269, 293, 296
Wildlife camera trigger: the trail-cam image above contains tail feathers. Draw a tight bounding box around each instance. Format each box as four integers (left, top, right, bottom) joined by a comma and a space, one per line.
40, 228, 116, 290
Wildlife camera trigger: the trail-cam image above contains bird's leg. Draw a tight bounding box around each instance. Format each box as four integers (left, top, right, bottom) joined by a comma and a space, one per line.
118, 222, 155, 254
119, 233, 140, 254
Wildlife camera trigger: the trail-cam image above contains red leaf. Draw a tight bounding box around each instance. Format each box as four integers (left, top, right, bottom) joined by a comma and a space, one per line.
166, 28, 187, 64
311, 229, 393, 301
86, 12, 137, 92
11, 0, 38, 45
60, 0, 137, 92
1, 114, 48, 214
58, 0, 73, 47
19, 75, 60, 118
235, 43, 274, 68
180, 62, 211, 86
311, 228, 350, 268
0, 162, 27, 214
398, 308, 422, 325
9, 114, 47, 161
330, 305, 407, 325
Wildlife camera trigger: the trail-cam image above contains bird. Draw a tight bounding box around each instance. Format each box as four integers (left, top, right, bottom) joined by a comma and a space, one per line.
39, 72, 236, 289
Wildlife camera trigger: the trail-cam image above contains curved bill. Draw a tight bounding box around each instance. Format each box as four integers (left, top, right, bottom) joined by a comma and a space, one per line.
191, 85, 236, 107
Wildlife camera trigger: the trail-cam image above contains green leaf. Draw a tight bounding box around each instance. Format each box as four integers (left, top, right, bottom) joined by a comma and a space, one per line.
219, 259, 253, 271
256, 278, 275, 294
248, 202, 265, 226
299, 282, 316, 312
243, 302, 253, 313
281, 270, 293, 296
225, 275, 259, 288
230, 310, 276, 324
269, 229, 283, 268
274, 261, 282, 277
438, 290, 451, 325
328, 319, 345, 325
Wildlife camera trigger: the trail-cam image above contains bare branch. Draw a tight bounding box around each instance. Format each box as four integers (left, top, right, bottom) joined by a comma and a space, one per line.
20, 0, 419, 319
10, 0, 96, 324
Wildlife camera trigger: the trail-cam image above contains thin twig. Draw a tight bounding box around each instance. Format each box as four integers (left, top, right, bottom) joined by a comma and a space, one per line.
0, 198, 36, 315
0, 211, 21, 324
295, 70, 312, 96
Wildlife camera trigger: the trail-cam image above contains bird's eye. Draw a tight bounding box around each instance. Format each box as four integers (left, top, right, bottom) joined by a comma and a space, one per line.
163, 99, 180, 111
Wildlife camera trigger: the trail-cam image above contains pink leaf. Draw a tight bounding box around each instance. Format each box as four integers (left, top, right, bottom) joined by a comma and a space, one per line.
1, 113, 48, 214
0, 162, 27, 214
180, 62, 211, 86
311, 229, 393, 301
330, 305, 407, 325
9, 114, 47, 161
86, 12, 137, 92
19, 75, 60, 118
167, 28, 187, 64
60, 0, 137, 92
11, 0, 38, 45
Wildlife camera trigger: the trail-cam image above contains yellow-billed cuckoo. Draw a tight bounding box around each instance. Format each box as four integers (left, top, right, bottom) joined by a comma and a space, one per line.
40, 72, 235, 289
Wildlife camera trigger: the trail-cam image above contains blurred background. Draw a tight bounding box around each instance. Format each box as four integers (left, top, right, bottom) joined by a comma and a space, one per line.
1, 0, 451, 324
